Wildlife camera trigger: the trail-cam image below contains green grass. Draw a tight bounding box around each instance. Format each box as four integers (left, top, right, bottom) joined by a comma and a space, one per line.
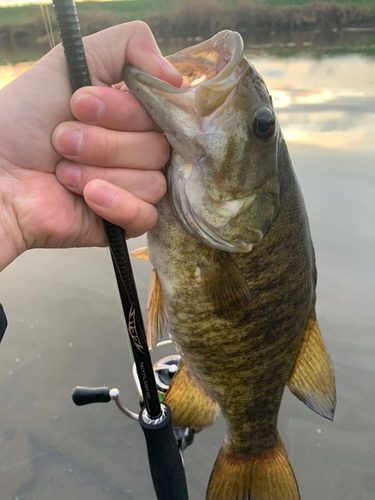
76, 0, 177, 18
0, 4, 46, 25
1, 0, 375, 27
0, 0, 183, 26
216, 0, 375, 9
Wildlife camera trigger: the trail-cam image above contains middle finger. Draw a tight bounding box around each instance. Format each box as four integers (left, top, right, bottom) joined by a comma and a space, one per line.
52, 122, 170, 170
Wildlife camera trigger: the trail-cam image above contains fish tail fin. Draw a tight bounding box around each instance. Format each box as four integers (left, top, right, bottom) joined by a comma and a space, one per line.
207, 434, 300, 500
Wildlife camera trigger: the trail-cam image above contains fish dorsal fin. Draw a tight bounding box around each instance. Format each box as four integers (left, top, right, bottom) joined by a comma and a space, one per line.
145, 268, 165, 350
288, 311, 336, 421
200, 252, 251, 317
129, 247, 149, 262
165, 359, 219, 430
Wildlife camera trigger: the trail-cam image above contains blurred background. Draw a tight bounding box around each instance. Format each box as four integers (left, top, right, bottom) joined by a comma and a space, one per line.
0, 1, 374, 499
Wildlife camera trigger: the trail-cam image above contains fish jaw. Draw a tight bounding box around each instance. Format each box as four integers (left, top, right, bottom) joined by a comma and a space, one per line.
123, 30, 280, 253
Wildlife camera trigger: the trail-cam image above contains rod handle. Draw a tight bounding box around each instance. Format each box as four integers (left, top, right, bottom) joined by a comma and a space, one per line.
72, 386, 111, 406
139, 404, 189, 500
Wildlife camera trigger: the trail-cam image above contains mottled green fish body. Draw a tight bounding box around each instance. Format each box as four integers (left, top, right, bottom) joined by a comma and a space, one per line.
124, 31, 336, 500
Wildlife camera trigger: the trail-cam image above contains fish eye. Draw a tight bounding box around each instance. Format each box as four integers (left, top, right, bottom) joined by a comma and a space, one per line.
252, 108, 275, 140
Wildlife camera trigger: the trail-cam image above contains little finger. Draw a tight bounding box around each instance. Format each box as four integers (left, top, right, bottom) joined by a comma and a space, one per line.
84, 179, 158, 236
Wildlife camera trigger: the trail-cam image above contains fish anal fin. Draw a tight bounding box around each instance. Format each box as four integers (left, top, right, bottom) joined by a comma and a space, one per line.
207, 434, 300, 500
145, 268, 165, 350
164, 359, 219, 430
288, 311, 336, 421
200, 252, 251, 317
129, 247, 149, 262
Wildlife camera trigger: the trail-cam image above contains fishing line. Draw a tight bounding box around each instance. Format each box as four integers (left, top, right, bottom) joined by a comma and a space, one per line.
39, 0, 71, 119
39, 1, 55, 51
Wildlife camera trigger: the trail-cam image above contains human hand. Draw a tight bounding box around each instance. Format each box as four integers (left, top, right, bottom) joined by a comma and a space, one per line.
0, 21, 182, 271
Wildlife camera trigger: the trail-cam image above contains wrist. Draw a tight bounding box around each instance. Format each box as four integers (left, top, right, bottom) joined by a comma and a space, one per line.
0, 218, 24, 272
0, 166, 26, 272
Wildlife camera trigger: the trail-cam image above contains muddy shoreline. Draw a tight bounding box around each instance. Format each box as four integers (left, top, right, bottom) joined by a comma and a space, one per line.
1, 2, 375, 50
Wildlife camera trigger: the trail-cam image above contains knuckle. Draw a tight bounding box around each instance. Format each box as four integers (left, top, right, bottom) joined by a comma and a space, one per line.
140, 206, 158, 232
130, 20, 151, 35
119, 96, 139, 127
96, 131, 120, 166
125, 198, 157, 234
150, 172, 167, 202
126, 196, 142, 224
149, 134, 170, 168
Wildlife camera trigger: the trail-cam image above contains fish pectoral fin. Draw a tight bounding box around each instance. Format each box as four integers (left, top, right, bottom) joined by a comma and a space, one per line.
207, 433, 300, 500
145, 268, 165, 350
287, 310, 336, 421
129, 247, 149, 262
164, 359, 219, 430
200, 252, 251, 317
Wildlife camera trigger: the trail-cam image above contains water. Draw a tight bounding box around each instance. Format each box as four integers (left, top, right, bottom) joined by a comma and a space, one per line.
0, 41, 374, 500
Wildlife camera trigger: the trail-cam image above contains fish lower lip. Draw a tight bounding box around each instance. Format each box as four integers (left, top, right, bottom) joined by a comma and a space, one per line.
123, 66, 188, 94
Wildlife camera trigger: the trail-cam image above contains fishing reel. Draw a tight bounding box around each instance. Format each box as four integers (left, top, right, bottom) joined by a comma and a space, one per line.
71, 340, 195, 452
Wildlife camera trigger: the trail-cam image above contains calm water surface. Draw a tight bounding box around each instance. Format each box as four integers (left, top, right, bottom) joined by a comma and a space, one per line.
0, 46, 374, 500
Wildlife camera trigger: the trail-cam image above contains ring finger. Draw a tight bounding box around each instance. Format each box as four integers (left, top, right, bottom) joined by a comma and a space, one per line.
55, 160, 167, 205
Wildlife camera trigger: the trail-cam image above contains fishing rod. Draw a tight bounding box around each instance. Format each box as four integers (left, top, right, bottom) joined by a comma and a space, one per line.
51, 1, 188, 499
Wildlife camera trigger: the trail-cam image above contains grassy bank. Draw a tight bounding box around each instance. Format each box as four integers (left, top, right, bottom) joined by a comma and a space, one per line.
1, 0, 375, 27
1, 0, 375, 55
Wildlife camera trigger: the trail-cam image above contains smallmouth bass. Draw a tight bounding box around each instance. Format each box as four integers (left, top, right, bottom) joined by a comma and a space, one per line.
123, 30, 336, 500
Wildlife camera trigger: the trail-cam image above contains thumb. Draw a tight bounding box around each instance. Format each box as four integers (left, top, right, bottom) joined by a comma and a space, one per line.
83, 21, 182, 88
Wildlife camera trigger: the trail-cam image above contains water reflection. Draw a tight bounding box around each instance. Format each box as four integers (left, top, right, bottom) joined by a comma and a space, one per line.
249, 54, 375, 154
0, 61, 33, 89
1, 52, 374, 157
0, 40, 374, 500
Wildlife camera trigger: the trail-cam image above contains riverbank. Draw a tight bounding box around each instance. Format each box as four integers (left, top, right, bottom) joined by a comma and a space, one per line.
1, 1, 375, 50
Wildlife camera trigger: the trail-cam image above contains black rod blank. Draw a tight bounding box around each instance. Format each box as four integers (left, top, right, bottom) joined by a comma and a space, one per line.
51, 2, 189, 499
52, 0, 161, 419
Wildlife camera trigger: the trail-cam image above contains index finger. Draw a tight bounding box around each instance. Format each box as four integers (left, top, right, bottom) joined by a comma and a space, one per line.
70, 86, 163, 132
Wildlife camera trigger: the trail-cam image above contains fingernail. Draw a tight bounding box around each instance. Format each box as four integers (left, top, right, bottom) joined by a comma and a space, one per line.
72, 93, 105, 122
54, 127, 83, 157
56, 162, 81, 188
88, 182, 115, 208
157, 56, 182, 86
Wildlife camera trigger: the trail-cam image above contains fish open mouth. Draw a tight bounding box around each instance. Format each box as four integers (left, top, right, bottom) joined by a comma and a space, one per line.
123, 30, 245, 117
123, 31, 269, 253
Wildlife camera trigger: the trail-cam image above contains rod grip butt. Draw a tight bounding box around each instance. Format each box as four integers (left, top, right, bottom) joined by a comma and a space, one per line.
139, 404, 189, 500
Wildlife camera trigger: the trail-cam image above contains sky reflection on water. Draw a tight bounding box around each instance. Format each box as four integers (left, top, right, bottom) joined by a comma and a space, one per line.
250, 53, 375, 155
2, 52, 375, 158
0, 61, 33, 89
